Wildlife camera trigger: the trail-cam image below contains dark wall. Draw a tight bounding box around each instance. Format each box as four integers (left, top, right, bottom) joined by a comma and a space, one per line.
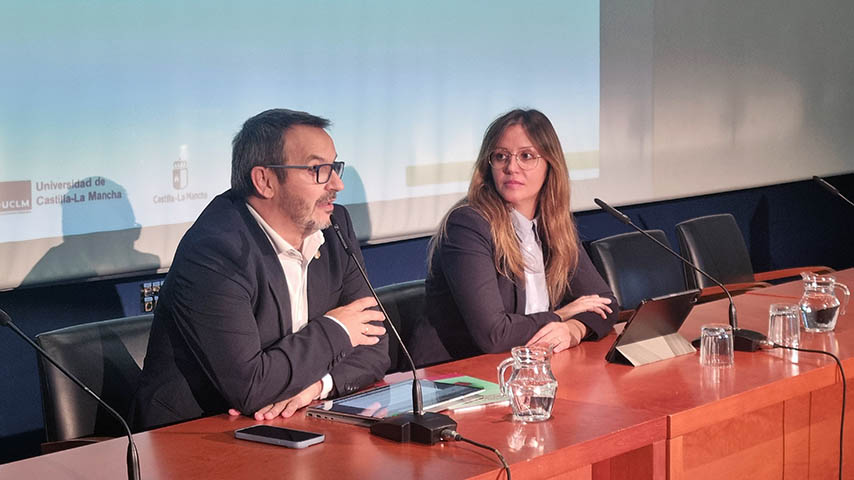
1, 174, 852, 463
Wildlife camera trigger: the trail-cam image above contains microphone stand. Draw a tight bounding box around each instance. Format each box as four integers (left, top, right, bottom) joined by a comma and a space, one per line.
330, 217, 456, 445
1, 308, 141, 479
593, 199, 767, 352
814, 175, 854, 209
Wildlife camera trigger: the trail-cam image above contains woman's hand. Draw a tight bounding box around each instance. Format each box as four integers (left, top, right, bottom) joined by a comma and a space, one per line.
526, 319, 588, 353
555, 295, 613, 321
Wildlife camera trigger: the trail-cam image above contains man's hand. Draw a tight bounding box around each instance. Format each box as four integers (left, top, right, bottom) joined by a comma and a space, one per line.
555, 295, 613, 321
326, 296, 386, 347
228, 381, 323, 420
526, 320, 588, 353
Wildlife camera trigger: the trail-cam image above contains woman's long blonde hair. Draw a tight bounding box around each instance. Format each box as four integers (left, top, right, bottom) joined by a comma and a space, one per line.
432, 109, 580, 305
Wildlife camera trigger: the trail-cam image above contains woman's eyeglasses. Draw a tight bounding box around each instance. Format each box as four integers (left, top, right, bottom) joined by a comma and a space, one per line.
488, 150, 542, 170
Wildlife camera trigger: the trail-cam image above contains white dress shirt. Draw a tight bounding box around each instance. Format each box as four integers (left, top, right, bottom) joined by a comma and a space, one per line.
246, 203, 340, 399
510, 209, 550, 314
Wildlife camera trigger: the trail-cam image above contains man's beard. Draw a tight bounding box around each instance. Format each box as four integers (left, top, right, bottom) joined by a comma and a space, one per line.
282, 191, 336, 235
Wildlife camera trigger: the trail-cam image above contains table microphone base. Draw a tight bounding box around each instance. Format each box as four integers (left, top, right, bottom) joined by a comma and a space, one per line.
370, 412, 457, 445
691, 328, 767, 352
733, 328, 767, 352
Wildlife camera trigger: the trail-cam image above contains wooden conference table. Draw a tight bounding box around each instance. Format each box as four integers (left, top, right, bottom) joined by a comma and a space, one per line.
2, 270, 852, 479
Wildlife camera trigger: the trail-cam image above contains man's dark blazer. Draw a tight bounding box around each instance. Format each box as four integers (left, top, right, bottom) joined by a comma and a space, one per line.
131, 190, 389, 431
411, 205, 618, 367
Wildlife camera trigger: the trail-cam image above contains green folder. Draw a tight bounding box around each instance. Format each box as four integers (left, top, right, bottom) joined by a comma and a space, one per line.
434, 375, 509, 412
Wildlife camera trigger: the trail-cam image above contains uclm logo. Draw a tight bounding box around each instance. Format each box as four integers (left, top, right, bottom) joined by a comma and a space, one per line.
0, 181, 32, 214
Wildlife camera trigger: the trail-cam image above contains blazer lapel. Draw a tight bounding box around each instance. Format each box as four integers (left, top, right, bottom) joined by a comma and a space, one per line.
513, 279, 527, 314
264, 253, 291, 336
235, 196, 292, 335
306, 243, 329, 321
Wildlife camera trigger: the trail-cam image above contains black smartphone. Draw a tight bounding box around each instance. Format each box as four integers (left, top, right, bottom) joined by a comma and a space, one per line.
234, 425, 325, 449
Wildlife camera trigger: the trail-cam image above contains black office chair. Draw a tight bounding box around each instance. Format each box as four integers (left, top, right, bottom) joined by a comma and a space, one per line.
588, 230, 689, 319
675, 214, 832, 289
375, 279, 425, 374
35, 314, 153, 451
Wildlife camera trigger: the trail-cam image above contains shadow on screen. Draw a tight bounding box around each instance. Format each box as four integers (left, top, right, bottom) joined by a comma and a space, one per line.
21, 177, 161, 287
337, 165, 372, 241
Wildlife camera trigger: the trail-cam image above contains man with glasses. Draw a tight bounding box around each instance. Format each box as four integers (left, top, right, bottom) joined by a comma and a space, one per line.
132, 109, 389, 431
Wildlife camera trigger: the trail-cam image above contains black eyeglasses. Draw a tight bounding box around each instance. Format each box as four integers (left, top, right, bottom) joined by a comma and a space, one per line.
267, 161, 345, 184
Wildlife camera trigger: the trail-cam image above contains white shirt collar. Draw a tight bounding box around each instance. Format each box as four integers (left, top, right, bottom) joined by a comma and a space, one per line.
510, 208, 539, 242
245, 203, 325, 258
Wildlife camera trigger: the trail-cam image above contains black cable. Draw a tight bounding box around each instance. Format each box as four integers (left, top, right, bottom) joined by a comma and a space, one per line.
441, 429, 511, 479
771, 343, 845, 480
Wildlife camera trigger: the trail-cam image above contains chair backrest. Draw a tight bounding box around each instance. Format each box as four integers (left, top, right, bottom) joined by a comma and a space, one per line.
375, 279, 425, 374
675, 214, 755, 289
588, 230, 687, 311
35, 314, 153, 441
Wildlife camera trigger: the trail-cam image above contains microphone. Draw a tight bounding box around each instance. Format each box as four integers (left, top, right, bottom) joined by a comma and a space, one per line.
813, 175, 854, 208
330, 215, 456, 445
593, 198, 767, 352
0, 308, 141, 480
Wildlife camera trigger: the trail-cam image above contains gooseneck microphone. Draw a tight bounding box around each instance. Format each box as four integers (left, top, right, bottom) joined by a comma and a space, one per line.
0, 308, 141, 479
593, 198, 767, 352
813, 175, 854, 208
330, 216, 457, 444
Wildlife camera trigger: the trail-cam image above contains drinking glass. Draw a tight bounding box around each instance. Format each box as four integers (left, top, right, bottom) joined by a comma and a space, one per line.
768, 303, 800, 348
699, 323, 734, 367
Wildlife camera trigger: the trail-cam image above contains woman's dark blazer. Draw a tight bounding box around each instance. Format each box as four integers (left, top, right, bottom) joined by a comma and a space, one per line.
411, 205, 618, 367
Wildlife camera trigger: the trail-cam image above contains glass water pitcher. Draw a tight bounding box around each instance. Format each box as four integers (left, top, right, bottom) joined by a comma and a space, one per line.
799, 272, 849, 332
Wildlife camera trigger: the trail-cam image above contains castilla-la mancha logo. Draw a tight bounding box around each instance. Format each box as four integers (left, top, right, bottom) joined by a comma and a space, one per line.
172, 145, 189, 190
0, 181, 32, 214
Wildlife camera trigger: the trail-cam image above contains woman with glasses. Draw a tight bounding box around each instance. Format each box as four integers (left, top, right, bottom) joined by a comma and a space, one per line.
411, 109, 618, 367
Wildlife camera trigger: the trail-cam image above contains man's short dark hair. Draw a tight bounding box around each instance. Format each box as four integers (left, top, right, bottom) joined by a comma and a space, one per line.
231, 108, 331, 198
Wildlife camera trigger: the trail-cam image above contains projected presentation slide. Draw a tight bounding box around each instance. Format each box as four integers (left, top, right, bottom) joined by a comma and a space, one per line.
0, 1, 599, 289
